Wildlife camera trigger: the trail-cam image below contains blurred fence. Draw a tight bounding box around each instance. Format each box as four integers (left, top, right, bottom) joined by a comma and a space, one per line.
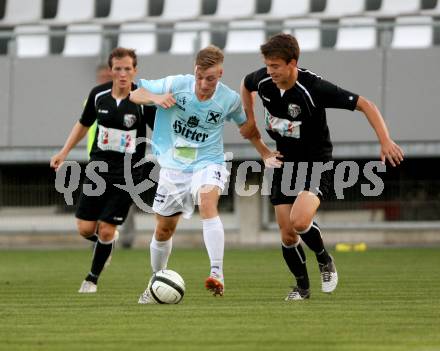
1, 172, 439, 222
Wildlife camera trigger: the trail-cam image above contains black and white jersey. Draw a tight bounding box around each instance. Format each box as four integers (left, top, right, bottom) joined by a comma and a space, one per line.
244, 67, 359, 161
80, 82, 156, 181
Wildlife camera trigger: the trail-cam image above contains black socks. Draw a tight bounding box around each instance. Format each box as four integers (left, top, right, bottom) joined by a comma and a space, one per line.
85, 237, 114, 284
85, 233, 98, 242
299, 222, 331, 265
282, 242, 310, 290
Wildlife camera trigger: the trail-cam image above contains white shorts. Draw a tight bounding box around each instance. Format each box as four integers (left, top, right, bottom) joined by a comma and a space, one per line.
152, 164, 229, 219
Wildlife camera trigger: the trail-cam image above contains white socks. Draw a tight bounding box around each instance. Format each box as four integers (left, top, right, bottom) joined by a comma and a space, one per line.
202, 216, 224, 277
150, 217, 224, 277
150, 235, 172, 273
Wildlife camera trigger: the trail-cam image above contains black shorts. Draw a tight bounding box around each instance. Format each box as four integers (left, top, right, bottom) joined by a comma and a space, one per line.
269, 161, 334, 206
75, 178, 133, 225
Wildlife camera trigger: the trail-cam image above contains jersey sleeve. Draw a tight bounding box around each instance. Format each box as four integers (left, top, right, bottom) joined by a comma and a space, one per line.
225, 93, 247, 125
243, 68, 264, 92
137, 76, 175, 95
79, 88, 98, 127
313, 78, 359, 110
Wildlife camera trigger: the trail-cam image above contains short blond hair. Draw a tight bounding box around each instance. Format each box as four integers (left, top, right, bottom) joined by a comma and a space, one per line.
195, 45, 224, 70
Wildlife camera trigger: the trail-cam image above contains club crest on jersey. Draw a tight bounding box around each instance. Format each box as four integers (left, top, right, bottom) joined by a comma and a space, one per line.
176, 96, 187, 111
177, 96, 187, 106
187, 116, 199, 128
287, 104, 301, 119
123, 114, 137, 128
206, 110, 222, 124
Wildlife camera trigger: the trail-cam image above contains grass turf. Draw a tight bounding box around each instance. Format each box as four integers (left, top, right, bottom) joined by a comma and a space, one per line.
0, 247, 439, 351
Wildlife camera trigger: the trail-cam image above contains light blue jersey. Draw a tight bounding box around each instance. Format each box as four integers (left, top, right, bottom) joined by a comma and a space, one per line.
138, 74, 246, 172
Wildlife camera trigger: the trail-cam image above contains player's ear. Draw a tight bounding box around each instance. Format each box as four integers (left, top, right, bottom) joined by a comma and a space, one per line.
288, 59, 297, 68
219, 67, 224, 79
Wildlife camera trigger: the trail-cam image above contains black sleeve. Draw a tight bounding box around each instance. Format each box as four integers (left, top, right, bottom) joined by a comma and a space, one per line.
79, 88, 97, 127
243, 68, 266, 92
313, 78, 359, 111
143, 105, 157, 131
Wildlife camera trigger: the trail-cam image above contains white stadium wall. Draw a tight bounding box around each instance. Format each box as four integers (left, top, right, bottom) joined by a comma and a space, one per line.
1, 48, 440, 154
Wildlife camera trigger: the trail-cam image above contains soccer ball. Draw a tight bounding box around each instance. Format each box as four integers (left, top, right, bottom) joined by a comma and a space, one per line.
147, 269, 185, 304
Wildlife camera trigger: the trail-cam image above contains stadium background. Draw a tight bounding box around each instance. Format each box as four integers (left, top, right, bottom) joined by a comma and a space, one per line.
0, 0, 439, 248
1, 2, 440, 351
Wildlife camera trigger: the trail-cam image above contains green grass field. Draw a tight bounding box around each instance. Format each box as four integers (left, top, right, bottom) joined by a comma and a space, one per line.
0, 247, 439, 351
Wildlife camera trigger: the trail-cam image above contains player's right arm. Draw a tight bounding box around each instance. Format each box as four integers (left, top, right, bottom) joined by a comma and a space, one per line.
129, 88, 175, 109
51, 86, 99, 171
239, 78, 260, 139
130, 76, 176, 109
240, 70, 282, 168
50, 121, 89, 171
247, 135, 283, 168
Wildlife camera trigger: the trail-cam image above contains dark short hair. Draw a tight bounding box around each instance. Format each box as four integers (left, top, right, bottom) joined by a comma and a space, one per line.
260, 33, 300, 63
108, 47, 137, 68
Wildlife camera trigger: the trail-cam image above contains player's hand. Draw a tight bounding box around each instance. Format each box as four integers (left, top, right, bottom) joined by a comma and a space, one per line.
50, 152, 66, 171
380, 139, 404, 167
240, 120, 260, 139
130, 89, 175, 109
153, 93, 176, 109
263, 151, 283, 168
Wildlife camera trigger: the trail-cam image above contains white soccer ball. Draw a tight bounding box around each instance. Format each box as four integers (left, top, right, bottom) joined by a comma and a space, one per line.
148, 269, 185, 304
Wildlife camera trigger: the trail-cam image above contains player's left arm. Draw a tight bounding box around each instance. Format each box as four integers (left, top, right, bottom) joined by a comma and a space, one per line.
356, 96, 404, 167
314, 77, 404, 167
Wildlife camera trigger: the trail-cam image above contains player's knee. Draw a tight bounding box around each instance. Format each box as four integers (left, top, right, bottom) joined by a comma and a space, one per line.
198, 187, 220, 219
281, 232, 299, 246
77, 221, 96, 238
97, 225, 117, 242
198, 200, 218, 219
155, 227, 174, 241
290, 215, 311, 234
279, 227, 297, 244
99, 231, 115, 242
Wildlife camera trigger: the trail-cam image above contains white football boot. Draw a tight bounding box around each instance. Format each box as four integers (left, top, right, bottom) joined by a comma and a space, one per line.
285, 286, 311, 301
320, 256, 338, 293
78, 280, 97, 293
138, 280, 158, 304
